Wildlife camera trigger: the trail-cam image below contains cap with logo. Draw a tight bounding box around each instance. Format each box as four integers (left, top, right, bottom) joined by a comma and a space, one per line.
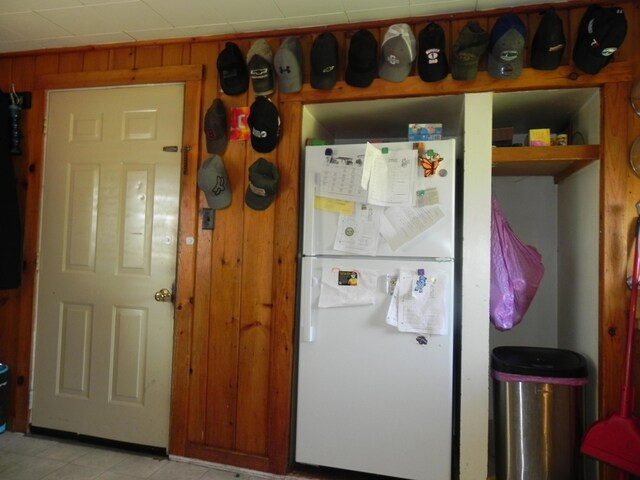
345, 30, 378, 88
247, 39, 275, 96
197, 155, 231, 210
488, 14, 526, 80
572, 4, 627, 75
217, 42, 249, 96
452, 21, 490, 81
245, 158, 279, 211
247, 96, 280, 153
204, 98, 228, 154
311, 32, 339, 90
274, 36, 303, 93
378, 24, 417, 83
417, 22, 449, 82
531, 8, 566, 70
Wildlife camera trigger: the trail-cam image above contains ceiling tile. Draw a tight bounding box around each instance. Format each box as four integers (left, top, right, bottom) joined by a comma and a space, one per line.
343, 0, 409, 11
216, 0, 284, 23
280, 12, 350, 29
346, 6, 412, 23
0, 0, 81, 14
0, 12, 72, 39
476, 0, 565, 10
410, 0, 475, 16
38, 2, 171, 36
128, 24, 236, 41
141, 0, 226, 27
274, 0, 344, 17
229, 17, 292, 34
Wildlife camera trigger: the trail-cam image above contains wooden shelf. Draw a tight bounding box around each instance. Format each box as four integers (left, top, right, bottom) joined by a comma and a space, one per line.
491, 144, 601, 180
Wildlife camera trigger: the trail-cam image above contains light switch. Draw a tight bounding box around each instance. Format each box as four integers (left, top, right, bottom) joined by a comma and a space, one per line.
202, 208, 215, 230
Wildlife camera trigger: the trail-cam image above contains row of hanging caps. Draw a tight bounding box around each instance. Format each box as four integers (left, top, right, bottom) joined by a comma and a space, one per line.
7, 83, 22, 155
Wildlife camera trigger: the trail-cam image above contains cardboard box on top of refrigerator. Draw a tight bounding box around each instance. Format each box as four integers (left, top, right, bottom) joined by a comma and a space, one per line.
408, 123, 442, 141
528, 128, 551, 147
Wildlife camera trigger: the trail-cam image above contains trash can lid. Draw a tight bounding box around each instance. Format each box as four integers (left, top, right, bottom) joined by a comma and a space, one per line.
491, 346, 588, 378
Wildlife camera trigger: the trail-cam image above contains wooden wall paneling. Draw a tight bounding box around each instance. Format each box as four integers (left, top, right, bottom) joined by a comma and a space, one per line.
135, 45, 163, 68
599, 81, 632, 480
83, 50, 110, 72
162, 43, 187, 66
234, 38, 278, 456
57, 52, 84, 73
109, 47, 135, 70
268, 98, 301, 473
183, 41, 219, 449
34, 55, 60, 76
169, 73, 204, 456
13, 87, 46, 432
0, 58, 12, 88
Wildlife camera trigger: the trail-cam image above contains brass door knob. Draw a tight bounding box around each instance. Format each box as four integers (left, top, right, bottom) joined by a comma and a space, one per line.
154, 288, 172, 302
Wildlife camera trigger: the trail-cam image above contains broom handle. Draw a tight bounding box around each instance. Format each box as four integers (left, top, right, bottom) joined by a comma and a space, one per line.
621, 215, 640, 418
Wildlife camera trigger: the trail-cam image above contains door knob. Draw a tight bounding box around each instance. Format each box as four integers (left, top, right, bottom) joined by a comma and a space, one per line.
154, 288, 172, 302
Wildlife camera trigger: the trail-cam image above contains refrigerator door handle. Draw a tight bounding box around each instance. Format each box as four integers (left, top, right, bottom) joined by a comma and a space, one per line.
300, 258, 317, 342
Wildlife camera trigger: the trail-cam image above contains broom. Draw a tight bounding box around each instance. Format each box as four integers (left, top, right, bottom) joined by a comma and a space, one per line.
580, 207, 640, 477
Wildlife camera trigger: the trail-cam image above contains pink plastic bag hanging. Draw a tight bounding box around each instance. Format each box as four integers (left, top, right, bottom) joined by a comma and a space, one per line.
490, 196, 545, 330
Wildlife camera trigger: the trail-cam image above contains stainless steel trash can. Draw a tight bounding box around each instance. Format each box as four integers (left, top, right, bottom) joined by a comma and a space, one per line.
491, 346, 588, 480
0, 363, 7, 434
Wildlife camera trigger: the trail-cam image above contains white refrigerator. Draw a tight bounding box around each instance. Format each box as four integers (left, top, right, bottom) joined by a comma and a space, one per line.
295, 140, 457, 480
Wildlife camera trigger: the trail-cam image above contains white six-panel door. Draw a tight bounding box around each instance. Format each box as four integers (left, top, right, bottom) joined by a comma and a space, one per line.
31, 84, 184, 448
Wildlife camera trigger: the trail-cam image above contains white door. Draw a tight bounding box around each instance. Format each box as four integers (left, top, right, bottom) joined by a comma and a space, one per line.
31, 84, 184, 448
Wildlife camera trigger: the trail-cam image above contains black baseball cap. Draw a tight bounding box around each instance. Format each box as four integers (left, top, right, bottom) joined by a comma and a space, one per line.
417, 22, 448, 82
245, 158, 279, 211
531, 8, 566, 70
247, 96, 280, 153
345, 30, 378, 88
572, 4, 627, 75
217, 42, 249, 96
311, 32, 339, 90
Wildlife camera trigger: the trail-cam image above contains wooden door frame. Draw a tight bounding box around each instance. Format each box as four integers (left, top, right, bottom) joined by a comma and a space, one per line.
15, 66, 203, 450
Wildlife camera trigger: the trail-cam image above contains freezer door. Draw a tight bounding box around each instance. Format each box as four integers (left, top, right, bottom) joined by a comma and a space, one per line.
302, 140, 456, 258
296, 256, 454, 480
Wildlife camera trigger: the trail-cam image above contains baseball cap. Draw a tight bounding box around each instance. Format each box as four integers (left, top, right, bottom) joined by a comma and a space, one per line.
274, 36, 303, 93
217, 42, 249, 96
572, 5, 627, 75
531, 8, 566, 70
247, 39, 275, 96
311, 32, 339, 90
245, 157, 279, 211
452, 21, 489, 81
345, 30, 378, 88
204, 98, 228, 154
197, 155, 231, 210
247, 96, 280, 153
488, 14, 526, 80
378, 24, 417, 83
417, 22, 449, 82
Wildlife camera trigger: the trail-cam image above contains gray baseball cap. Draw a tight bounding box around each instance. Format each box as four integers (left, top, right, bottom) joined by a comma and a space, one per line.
378, 23, 417, 83
274, 36, 303, 93
197, 155, 231, 209
247, 39, 275, 95
488, 14, 526, 79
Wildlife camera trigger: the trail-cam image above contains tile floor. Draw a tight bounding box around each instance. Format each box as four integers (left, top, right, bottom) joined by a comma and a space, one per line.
0, 431, 307, 480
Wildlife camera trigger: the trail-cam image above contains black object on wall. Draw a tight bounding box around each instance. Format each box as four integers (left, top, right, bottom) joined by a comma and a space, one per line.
0, 89, 23, 289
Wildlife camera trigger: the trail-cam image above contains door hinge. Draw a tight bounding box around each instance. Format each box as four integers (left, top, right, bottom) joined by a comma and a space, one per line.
43, 116, 48, 135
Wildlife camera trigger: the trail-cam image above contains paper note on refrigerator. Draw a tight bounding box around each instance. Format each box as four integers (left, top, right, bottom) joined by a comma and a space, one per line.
385, 269, 448, 335
315, 151, 368, 203
379, 205, 445, 251
317, 266, 377, 308
333, 203, 382, 256
366, 149, 417, 207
